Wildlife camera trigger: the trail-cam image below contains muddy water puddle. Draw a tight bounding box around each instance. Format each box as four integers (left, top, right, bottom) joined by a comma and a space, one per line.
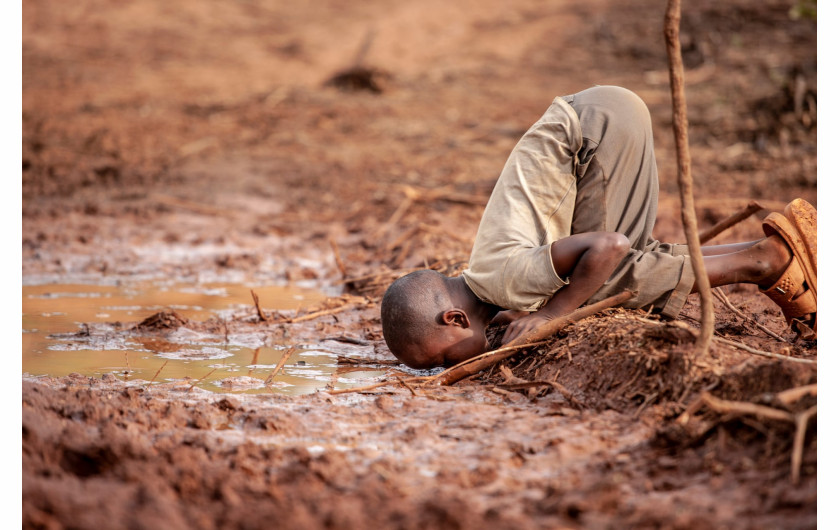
22, 282, 389, 394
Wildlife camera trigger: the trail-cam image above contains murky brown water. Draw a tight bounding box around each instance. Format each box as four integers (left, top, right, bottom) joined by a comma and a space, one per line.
22, 282, 387, 394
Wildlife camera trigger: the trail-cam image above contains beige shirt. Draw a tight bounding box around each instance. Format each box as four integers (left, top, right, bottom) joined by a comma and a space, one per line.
462, 96, 582, 311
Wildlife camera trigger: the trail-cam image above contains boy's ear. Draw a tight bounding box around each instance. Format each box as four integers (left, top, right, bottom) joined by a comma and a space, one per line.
441, 309, 470, 328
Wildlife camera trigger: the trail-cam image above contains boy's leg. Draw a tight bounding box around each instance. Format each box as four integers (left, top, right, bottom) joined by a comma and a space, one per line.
566, 85, 660, 249
564, 86, 694, 316
562, 86, 816, 329
701, 237, 789, 288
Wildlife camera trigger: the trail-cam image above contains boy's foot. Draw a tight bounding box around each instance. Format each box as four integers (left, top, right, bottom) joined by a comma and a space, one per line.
760, 199, 817, 338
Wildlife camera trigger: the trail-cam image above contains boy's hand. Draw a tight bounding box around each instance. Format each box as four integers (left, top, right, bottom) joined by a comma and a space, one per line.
500, 312, 553, 344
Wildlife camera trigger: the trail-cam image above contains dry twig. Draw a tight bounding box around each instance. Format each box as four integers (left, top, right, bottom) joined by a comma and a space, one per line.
699, 201, 764, 244
250, 289, 268, 322
326, 376, 431, 395
397, 377, 419, 397
146, 360, 169, 387
337, 355, 400, 366
264, 362, 284, 386
265, 347, 297, 384
248, 348, 261, 376
776, 384, 817, 406
665, 0, 715, 357
713, 336, 815, 365
289, 298, 366, 323
791, 404, 817, 485
712, 287, 789, 343
343, 268, 407, 285
425, 341, 551, 387
700, 392, 794, 423
188, 368, 217, 392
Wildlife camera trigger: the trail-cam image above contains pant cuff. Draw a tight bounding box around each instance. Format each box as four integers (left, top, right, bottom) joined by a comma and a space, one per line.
658, 255, 695, 318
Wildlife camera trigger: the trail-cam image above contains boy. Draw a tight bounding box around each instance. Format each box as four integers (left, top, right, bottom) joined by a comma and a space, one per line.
380, 86, 816, 369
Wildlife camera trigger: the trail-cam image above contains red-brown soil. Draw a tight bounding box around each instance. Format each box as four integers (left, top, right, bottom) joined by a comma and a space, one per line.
23, 0, 817, 528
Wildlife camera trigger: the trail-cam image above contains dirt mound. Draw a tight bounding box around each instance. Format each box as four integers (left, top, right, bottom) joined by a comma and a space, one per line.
133, 310, 191, 331
483, 309, 816, 413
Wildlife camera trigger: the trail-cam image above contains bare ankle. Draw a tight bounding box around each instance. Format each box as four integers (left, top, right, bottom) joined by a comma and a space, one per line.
756, 236, 792, 287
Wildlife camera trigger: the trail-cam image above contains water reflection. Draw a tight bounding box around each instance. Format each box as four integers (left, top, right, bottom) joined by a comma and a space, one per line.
22, 282, 389, 395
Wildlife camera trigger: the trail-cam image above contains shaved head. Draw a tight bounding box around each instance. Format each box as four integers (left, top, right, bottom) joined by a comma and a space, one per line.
380, 270, 451, 368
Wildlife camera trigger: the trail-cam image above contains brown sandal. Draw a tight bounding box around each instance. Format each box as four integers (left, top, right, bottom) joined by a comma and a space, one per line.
761, 199, 817, 337
760, 256, 816, 334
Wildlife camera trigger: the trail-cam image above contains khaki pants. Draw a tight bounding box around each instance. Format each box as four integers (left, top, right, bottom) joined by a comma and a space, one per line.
565, 86, 694, 317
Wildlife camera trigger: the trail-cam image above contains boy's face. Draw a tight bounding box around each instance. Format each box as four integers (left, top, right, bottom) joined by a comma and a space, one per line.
429, 324, 489, 367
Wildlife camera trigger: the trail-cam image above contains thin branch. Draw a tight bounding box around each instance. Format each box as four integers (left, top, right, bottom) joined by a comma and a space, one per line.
188, 368, 217, 392
713, 336, 816, 365
250, 289, 268, 322
425, 340, 551, 384
776, 384, 817, 406
145, 360, 168, 388
701, 392, 794, 423
265, 347, 296, 384
791, 404, 817, 485
712, 287, 789, 343
289, 301, 362, 323
397, 377, 419, 397
665, 0, 715, 357
326, 376, 432, 395
699, 201, 764, 244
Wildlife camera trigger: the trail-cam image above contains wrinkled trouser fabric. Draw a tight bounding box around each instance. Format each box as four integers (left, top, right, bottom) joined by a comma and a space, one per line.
564, 86, 694, 317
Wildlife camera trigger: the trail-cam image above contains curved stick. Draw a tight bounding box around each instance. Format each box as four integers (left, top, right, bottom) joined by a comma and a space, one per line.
664, 0, 715, 357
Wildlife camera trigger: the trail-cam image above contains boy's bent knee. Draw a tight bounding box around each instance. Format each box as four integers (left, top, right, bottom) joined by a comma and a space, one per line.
598, 232, 631, 259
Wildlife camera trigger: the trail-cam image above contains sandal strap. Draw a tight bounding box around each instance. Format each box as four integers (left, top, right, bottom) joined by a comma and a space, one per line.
760, 257, 816, 320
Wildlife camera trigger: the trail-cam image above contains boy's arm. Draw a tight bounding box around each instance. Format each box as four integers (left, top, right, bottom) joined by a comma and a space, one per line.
501, 232, 630, 344
490, 309, 530, 326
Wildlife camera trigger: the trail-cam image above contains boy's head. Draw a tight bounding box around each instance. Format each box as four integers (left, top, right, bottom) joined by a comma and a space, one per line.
380, 270, 490, 369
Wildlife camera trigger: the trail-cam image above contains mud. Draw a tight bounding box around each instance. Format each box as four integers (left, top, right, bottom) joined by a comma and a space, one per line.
23, 0, 817, 528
